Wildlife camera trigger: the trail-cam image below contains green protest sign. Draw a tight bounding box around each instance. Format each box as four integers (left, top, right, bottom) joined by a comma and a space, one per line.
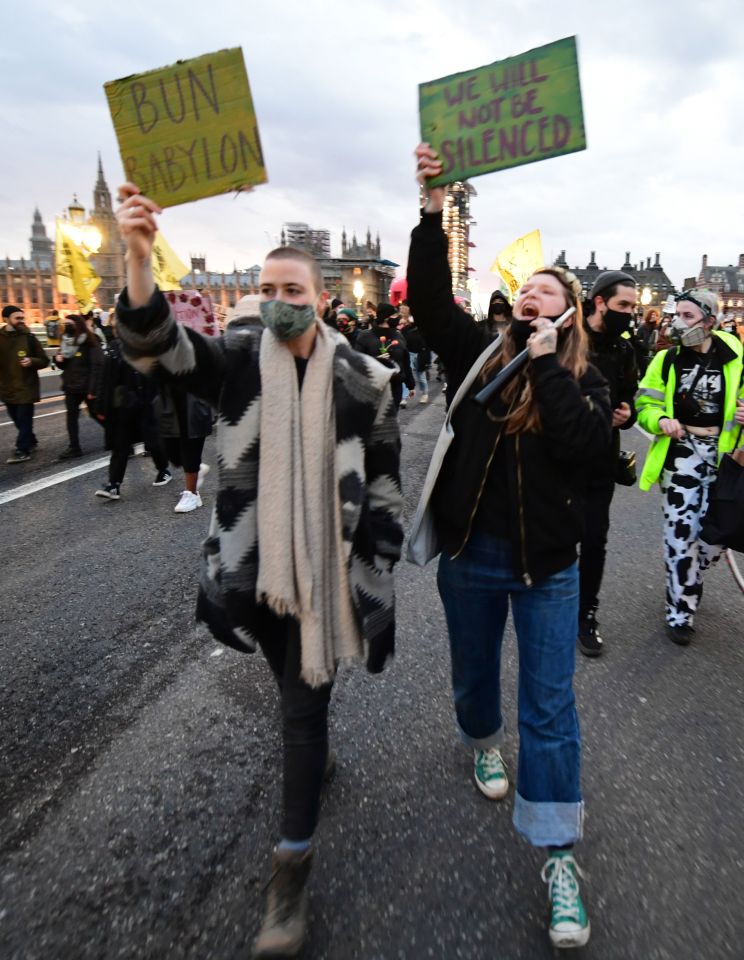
419, 36, 586, 186
104, 47, 267, 208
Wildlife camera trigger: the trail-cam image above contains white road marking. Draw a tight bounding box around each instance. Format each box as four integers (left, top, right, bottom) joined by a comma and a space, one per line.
0, 410, 65, 427
0, 458, 109, 505
0, 445, 144, 506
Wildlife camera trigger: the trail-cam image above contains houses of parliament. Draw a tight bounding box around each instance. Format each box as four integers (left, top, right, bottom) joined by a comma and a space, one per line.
1, 158, 397, 323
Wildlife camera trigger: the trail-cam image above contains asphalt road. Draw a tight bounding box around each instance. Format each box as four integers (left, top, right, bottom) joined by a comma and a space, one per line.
0, 388, 742, 960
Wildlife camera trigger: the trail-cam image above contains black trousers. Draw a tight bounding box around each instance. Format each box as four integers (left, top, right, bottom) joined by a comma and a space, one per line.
578, 479, 616, 621
258, 620, 333, 842
5, 403, 35, 454
108, 408, 168, 485
163, 435, 205, 474
64, 391, 94, 449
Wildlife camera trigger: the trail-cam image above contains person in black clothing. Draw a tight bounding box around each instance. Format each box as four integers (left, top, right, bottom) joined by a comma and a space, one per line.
354, 302, 415, 408
399, 307, 431, 403
483, 289, 513, 340
410, 142, 612, 949
55, 313, 106, 459
634, 306, 660, 375
577, 272, 639, 656
94, 322, 169, 500
156, 383, 213, 513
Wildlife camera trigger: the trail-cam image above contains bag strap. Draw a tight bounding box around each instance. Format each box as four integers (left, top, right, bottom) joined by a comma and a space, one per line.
662, 346, 676, 382
445, 335, 502, 426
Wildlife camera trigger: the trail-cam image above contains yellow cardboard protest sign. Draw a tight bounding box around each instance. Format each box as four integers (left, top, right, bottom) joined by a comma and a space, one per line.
104, 47, 267, 208
491, 230, 544, 300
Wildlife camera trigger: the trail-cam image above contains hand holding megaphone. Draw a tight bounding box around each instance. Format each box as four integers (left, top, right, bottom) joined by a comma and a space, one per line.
473, 306, 576, 407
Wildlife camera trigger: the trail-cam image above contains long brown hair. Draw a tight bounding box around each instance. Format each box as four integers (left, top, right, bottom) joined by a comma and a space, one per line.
480, 268, 588, 434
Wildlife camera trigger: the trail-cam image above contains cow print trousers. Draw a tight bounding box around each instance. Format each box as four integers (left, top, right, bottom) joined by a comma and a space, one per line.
659, 434, 722, 627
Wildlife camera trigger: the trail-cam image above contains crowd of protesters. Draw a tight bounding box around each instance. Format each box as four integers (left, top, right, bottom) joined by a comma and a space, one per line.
2, 149, 744, 956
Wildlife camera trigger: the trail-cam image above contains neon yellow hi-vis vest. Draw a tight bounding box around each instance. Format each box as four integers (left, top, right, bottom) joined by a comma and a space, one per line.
635, 330, 744, 491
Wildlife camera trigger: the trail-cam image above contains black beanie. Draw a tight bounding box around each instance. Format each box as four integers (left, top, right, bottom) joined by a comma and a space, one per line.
376, 303, 398, 324
589, 271, 636, 301
2, 304, 22, 319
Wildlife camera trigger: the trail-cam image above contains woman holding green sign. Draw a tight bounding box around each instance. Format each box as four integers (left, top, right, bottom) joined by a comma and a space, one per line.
407, 142, 612, 949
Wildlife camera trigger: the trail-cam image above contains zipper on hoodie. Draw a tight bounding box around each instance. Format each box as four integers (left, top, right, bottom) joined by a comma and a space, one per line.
515, 434, 533, 586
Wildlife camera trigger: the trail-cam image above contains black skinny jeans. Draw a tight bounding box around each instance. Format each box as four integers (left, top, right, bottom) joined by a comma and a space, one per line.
65, 391, 94, 449
258, 619, 333, 842
108, 408, 168, 485
578, 478, 615, 621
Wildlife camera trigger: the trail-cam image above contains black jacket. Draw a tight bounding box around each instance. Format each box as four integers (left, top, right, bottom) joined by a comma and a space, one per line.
97, 337, 160, 450
583, 326, 638, 482
156, 384, 213, 439
355, 325, 415, 391
58, 337, 105, 396
407, 212, 612, 584
400, 323, 431, 366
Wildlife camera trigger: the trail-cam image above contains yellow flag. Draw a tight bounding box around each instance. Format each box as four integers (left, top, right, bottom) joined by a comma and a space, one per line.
151, 232, 189, 291
55, 220, 101, 313
490, 230, 544, 301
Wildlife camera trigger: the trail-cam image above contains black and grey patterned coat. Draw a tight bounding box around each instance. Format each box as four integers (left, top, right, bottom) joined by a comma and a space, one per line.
116, 288, 404, 674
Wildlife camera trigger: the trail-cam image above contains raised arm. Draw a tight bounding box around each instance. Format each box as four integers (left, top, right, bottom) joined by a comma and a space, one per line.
113, 183, 226, 407
406, 144, 488, 383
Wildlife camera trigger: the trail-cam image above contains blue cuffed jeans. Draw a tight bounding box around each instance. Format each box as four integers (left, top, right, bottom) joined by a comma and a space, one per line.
438, 532, 583, 847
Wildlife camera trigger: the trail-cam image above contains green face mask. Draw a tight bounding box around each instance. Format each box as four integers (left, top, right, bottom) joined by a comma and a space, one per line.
259, 300, 316, 341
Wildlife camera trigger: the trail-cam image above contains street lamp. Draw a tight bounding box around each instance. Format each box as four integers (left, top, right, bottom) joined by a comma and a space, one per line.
352, 279, 364, 317
640, 286, 652, 306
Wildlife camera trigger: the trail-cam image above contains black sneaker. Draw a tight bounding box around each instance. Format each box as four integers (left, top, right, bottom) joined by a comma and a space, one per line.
153, 469, 173, 486
6, 450, 30, 464
666, 623, 694, 646
578, 614, 603, 657
59, 446, 83, 460
95, 482, 121, 500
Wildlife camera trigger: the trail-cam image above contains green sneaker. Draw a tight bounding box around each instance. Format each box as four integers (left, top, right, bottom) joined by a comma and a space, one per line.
473, 747, 509, 800
541, 851, 590, 948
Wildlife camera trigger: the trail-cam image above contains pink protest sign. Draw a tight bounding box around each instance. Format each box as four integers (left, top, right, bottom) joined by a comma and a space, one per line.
166, 291, 219, 337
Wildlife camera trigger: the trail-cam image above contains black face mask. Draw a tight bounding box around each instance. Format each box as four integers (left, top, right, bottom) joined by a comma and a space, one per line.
509, 318, 533, 350
603, 308, 632, 340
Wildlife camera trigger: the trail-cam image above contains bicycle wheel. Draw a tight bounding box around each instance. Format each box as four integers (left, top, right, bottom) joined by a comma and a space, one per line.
725, 549, 744, 595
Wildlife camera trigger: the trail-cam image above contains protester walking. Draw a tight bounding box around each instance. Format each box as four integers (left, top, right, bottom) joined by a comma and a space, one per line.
94, 321, 170, 501
399, 307, 431, 403
156, 383, 212, 513
634, 306, 660, 375
355, 303, 415, 408
0, 304, 49, 463
56, 313, 106, 459
408, 143, 612, 949
636, 290, 744, 644
576, 272, 639, 657
113, 181, 403, 958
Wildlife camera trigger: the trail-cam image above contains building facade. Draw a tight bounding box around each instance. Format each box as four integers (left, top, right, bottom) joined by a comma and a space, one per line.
182, 226, 397, 314
693, 254, 744, 320
280, 222, 331, 259
1, 158, 127, 323
443, 181, 476, 296
553, 250, 676, 306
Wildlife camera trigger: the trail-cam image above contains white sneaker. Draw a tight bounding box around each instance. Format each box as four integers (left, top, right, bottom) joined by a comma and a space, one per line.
473, 747, 509, 800
419, 394, 429, 404
197, 462, 210, 491
174, 490, 202, 513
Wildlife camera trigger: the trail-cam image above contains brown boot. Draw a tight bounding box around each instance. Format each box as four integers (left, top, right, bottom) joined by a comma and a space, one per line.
253, 847, 313, 958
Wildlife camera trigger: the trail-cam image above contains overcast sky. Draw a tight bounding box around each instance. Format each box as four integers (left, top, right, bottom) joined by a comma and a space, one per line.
2, 0, 743, 306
